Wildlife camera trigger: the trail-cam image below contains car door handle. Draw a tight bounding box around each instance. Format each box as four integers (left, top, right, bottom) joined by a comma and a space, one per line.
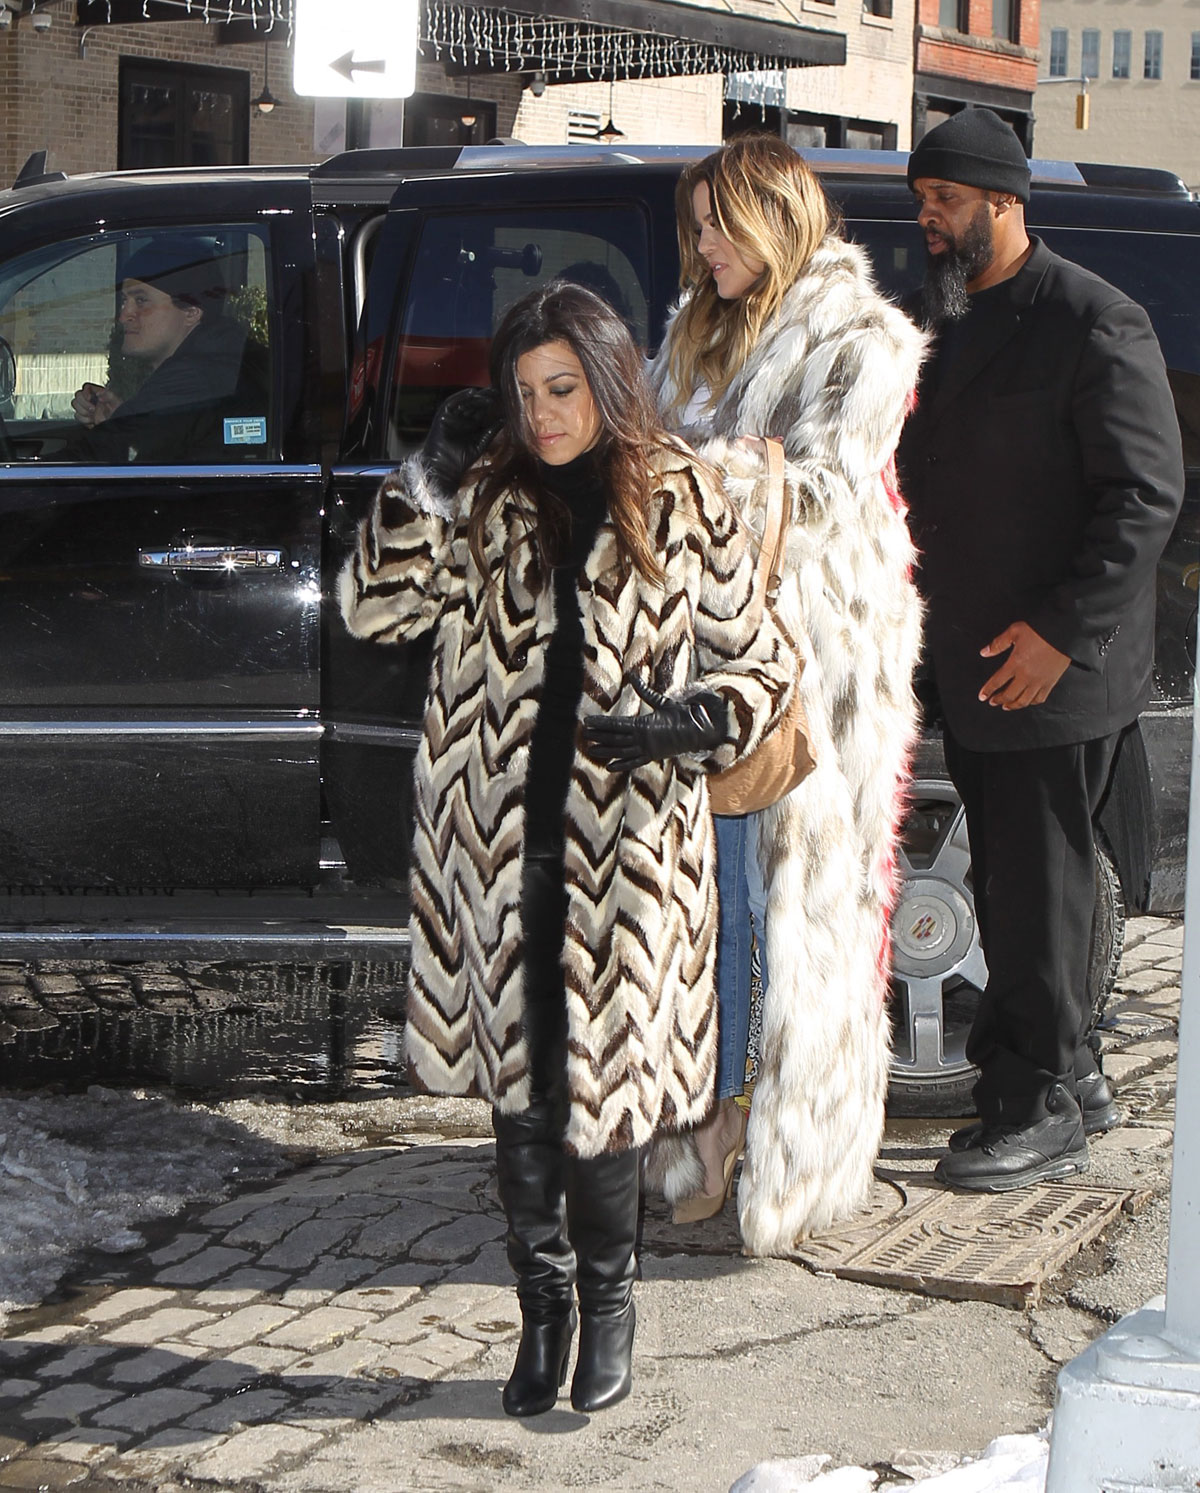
139, 546, 284, 572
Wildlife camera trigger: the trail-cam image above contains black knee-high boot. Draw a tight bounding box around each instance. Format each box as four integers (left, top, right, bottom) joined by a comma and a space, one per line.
566, 1146, 641, 1412
493, 1101, 577, 1417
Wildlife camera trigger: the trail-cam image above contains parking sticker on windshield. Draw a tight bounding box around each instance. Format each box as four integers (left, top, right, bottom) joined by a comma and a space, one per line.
224, 416, 267, 445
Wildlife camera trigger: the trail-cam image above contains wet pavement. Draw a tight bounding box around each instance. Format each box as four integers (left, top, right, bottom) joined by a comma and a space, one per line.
0, 918, 1183, 1493
0, 962, 408, 1094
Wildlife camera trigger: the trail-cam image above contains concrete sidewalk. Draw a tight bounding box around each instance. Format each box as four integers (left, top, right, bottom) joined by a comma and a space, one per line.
0, 919, 1182, 1493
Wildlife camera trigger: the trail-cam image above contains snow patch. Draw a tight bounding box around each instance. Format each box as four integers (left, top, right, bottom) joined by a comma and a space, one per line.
0, 1087, 287, 1333
730, 1432, 1048, 1493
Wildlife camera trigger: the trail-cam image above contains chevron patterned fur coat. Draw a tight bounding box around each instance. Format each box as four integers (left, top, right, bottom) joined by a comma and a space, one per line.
649, 234, 927, 1253
340, 442, 796, 1160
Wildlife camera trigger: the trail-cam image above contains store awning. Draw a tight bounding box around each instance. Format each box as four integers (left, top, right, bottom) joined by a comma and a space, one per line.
72, 0, 845, 80
426, 0, 845, 82
74, 0, 289, 26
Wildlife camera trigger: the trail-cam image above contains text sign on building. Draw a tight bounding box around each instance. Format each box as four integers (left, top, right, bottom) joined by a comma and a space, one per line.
293, 0, 418, 99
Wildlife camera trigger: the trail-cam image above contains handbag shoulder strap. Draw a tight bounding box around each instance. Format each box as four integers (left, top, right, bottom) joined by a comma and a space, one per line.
753, 437, 787, 606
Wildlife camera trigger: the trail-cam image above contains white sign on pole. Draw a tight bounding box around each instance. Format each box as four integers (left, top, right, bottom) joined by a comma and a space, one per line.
293, 0, 419, 99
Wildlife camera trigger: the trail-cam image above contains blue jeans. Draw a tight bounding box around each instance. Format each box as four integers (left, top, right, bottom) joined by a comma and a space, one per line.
714, 812, 768, 1099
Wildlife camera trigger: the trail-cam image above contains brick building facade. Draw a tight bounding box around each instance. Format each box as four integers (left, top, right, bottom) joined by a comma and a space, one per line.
0, 0, 917, 179
912, 0, 1040, 148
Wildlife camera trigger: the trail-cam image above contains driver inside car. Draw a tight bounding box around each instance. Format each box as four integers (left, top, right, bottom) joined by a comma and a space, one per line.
69, 236, 262, 463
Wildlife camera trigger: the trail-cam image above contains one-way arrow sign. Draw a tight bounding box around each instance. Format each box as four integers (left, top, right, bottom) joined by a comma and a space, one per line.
293, 0, 418, 99
329, 51, 389, 83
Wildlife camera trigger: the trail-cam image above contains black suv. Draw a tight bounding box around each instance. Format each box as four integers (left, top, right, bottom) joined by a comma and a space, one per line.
0, 143, 1194, 1112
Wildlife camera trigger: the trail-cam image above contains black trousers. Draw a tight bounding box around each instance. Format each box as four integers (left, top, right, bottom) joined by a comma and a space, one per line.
943, 726, 1120, 1127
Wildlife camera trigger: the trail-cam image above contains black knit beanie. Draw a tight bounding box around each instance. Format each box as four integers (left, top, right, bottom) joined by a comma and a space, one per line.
119, 236, 226, 311
906, 107, 1031, 203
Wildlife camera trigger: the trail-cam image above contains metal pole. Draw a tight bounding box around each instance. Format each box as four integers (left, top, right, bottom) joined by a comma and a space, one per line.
1165, 670, 1200, 1350
1045, 674, 1200, 1489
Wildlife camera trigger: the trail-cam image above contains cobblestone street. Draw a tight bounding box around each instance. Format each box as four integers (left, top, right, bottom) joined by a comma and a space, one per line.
0, 918, 1183, 1493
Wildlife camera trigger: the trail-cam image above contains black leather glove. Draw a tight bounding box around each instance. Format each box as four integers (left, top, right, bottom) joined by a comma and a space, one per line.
421, 386, 503, 496
582, 678, 729, 771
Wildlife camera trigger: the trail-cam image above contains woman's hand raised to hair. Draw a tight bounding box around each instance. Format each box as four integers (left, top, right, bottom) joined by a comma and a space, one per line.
420, 386, 503, 498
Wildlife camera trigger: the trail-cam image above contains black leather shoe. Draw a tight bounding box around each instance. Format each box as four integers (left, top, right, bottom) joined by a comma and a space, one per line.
935, 1086, 1087, 1192
502, 1309, 576, 1417
949, 1069, 1121, 1153
571, 1303, 635, 1412
1076, 1069, 1122, 1133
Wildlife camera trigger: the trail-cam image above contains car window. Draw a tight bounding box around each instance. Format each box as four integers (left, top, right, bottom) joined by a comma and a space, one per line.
0, 226, 272, 464
384, 205, 651, 458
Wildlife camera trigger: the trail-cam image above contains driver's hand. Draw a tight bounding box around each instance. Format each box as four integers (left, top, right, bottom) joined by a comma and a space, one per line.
71, 382, 121, 427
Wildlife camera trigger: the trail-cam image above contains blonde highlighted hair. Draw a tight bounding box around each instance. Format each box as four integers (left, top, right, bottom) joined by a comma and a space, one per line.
665, 134, 833, 415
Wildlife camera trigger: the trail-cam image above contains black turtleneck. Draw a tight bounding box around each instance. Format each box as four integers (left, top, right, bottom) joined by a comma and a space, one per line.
523, 448, 609, 861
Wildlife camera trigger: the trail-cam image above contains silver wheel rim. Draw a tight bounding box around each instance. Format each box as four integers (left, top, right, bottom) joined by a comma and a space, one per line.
889, 779, 986, 1084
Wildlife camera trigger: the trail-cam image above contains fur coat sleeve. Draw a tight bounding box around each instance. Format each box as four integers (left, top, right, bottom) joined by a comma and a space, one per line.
650, 236, 927, 1252
338, 454, 465, 646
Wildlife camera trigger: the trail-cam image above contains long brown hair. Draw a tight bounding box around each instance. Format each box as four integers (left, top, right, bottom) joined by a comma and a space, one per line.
664, 134, 832, 415
470, 281, 671, 586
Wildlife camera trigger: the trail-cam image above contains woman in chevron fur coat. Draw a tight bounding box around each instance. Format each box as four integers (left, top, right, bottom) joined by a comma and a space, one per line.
647, 134, 926, 1253
341, 283, 795, 1417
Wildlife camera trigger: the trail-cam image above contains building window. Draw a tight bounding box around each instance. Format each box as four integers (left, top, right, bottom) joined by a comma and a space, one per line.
1049, 29, 1068, 77
1113, 31, 1131, 79
1191, 32, 1200, 80
993, 0, 1018, 42
1145, 30, 1163, 79
864, 0, 893, 17
118, 58, 249, 169
1080, 29, 1100, 78
939, 0, 968, 30
395, 93, 496, 147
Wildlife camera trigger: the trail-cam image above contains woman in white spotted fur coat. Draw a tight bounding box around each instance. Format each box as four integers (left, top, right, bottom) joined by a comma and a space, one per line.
647, 134, 926, 1254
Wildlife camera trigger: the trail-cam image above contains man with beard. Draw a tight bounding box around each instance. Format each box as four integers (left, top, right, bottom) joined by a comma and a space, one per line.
896, 108, 1183, 1191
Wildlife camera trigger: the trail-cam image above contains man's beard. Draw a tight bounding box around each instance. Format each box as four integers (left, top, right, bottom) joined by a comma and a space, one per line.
920, 203, 995, 327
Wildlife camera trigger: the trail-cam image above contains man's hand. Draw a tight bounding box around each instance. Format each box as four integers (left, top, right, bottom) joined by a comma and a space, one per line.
979, 621, 1071, 710
71, 382, 121, 428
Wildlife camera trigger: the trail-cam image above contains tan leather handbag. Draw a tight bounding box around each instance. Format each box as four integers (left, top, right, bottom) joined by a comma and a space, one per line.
709, 438, 815, 817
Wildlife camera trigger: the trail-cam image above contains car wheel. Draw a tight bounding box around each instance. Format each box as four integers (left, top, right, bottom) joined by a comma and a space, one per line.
886, 778, 1124, 1117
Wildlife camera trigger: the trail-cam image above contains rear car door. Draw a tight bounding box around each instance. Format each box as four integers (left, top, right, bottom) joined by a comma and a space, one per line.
323, 162, 678, 887
0, 177, 325, 889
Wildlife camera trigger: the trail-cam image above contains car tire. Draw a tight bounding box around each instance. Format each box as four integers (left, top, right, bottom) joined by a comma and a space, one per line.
886, 778, 1125, 1117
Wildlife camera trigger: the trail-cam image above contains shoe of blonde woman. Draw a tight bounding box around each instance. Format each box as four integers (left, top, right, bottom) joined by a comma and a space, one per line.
672, 1102, 748, 1224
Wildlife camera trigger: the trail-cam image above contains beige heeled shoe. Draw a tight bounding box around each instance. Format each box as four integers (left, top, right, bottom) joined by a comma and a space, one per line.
672, 1103, 748, 1224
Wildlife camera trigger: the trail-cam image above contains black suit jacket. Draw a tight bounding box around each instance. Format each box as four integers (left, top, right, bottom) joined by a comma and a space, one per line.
897, 237, 1184, 751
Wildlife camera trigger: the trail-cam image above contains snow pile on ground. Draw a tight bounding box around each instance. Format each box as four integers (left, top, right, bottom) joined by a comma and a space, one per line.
0, 1086, 287, 1333
730, 1432, 1048, 1493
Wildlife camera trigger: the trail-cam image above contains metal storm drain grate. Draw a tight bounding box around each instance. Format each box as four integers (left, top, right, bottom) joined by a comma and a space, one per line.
792, 1179, 1146, 1307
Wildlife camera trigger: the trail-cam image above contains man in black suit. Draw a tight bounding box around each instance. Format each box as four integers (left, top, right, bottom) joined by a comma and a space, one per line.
897, 108, 1184, 1191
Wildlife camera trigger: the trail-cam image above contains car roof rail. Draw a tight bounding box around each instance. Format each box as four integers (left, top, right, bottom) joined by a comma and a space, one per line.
810, 147, 1087, 186
311, 146, 463, 178
12, 150, 67, 189
455, 142, 708, 169
1073, 160, 1191, 196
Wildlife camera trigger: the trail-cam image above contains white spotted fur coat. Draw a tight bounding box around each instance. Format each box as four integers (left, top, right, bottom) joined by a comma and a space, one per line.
649, 234, 927, 1252
340, 444, 795, 1160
